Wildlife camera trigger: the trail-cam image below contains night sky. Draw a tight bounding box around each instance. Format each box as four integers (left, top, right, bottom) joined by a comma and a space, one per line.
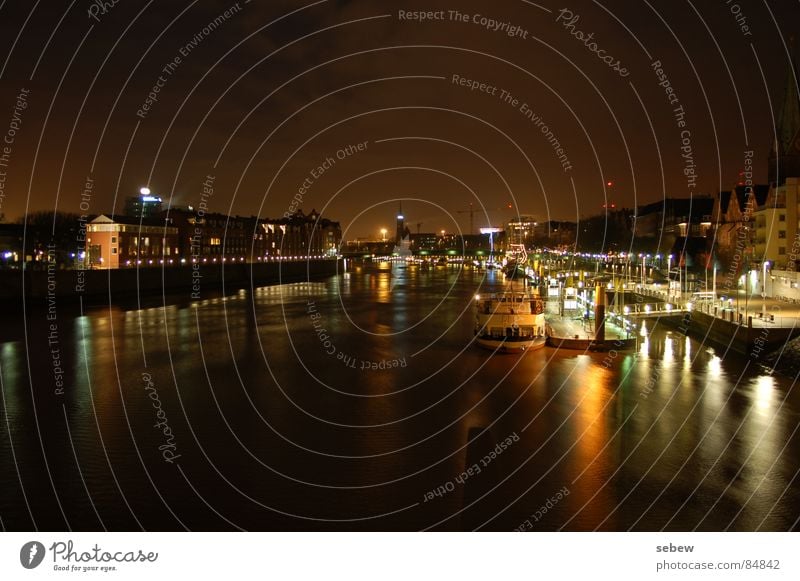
0, 0, 797, 239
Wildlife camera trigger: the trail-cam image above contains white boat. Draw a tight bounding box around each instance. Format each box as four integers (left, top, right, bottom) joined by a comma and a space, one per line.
474, 285, 546, 353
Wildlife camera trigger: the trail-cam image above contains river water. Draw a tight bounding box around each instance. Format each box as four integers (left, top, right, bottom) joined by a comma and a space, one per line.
1, 263, 798, 531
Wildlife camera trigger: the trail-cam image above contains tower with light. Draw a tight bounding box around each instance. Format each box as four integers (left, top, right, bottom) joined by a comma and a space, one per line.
395, 202, 405, 244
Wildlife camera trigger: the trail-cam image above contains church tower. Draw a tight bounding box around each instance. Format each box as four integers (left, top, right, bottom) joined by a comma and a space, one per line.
395, 202, 405, 244
769, 41, 800, 185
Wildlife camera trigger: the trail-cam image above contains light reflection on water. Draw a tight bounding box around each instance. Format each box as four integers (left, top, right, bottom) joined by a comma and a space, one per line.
0, 264, 798, 531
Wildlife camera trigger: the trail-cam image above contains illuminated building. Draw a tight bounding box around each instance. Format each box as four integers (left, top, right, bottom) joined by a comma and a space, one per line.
506, 215, 538, 247
85, 215, 179, 269
769, 52, 800, 186
124, 187, 163, 219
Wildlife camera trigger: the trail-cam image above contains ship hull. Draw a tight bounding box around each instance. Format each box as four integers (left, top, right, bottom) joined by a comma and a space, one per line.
475, 335, 546, 354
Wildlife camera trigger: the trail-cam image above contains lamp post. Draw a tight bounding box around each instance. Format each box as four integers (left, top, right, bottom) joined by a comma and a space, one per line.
380, 228, 387, 242
762, 261, 769, 319
713, 263, 717, 300
736, 275, 741, 316
744, 272, 749, 322
637, 254, 642, 287
641, 259, 644, 287
667, 254, 673, 301
626, 254, 631, 287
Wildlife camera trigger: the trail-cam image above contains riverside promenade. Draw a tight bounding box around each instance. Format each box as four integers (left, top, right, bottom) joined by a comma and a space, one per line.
545, 300, 637, 351
629, 286, 800, 357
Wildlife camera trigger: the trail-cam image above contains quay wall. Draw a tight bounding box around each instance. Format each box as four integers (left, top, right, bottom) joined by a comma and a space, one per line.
661, 309, 799, 358
0, 259, 342, 302
546, 336, 637, 351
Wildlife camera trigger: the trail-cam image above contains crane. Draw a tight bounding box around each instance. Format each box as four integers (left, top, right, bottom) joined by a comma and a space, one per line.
455, 203, 476, 235
456, 202, 514, 234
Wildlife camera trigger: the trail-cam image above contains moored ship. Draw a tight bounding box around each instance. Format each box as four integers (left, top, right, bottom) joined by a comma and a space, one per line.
474, 285, 546, 353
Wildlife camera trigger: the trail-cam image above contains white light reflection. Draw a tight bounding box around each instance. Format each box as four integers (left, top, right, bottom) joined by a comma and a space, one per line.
664, 335, 674, 361
708, 354, 722, 377
639, 334, 649, 356
754, 375, 775, 412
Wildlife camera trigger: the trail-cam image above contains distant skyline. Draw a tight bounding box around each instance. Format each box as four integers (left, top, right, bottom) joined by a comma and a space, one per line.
0, 0, 796, 238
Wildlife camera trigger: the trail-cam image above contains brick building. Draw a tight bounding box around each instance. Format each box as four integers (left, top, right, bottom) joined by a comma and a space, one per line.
85, 215, 179, 268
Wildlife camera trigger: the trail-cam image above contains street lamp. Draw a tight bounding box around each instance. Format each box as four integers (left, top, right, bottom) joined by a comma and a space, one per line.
667, 254, 673, 301
380, 228, 387, 242
713, 262, 717, 301
762, 261, 769, 319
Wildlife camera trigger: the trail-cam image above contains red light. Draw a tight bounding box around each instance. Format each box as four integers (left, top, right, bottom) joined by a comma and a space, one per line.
607, 181, 613, 187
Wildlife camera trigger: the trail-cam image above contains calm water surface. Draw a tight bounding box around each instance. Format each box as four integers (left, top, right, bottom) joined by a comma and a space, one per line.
1, 264, 798, 531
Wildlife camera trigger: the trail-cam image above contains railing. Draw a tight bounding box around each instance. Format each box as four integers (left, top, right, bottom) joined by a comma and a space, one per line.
638, 287, 669, 301
603, 311, 642, 336
772, 295, 800, 305
613, 304, 683, 316
692, 300, 798, 328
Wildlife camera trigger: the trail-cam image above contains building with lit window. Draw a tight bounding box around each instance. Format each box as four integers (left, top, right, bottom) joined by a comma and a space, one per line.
124, 188, 163, 218
161, 209, 255, 261
84, 208, 341, 268
410, 232, 440, 252
755, 53, 800, 269
85, 215, 178, 268
269, 209, 341, 257
634, 198, 713, 239
755, 177, 800, 268
769, 52, 800, 186
712, 184, 768, 269
506, 215, 538, 247
161, 208, 341, 263
0, 223, 23, 268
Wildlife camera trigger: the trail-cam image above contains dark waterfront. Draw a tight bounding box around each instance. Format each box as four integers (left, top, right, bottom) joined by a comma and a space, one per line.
1, 263, 799, 531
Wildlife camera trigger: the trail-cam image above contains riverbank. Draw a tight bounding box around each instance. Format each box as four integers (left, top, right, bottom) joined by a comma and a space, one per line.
0, 258, 342, 306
